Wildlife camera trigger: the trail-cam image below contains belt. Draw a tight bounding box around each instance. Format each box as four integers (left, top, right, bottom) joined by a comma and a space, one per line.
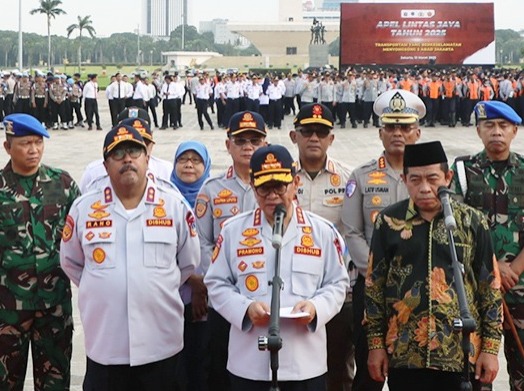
19, 96, 30, 99
35, 95, 45, 98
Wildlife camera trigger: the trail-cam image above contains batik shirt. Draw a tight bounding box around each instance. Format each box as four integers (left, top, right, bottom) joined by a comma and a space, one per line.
366, 198, 502, 372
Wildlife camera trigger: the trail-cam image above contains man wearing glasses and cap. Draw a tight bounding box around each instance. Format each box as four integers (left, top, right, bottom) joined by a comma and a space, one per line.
342, 89, 424, 391
60, 124, 200, 391
290, 102, 354, 391
205, 144, 349, 391
195, 111, 268, 391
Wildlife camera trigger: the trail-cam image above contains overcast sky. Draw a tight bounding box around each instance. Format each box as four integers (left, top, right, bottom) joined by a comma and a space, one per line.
1, 0, 522, 38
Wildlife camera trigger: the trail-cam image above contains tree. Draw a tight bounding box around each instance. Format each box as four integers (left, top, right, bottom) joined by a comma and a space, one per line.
66, 15, 96, 71
30, 0, 66, 68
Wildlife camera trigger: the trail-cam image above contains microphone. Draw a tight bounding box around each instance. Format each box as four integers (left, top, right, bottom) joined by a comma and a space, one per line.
437, 186, 457, 231
272, 204, 287, 249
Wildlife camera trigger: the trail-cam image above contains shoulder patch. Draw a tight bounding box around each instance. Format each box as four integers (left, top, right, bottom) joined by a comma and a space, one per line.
195, 198, 207, 218
346, 180, 357, 198
62, 215, 74, 242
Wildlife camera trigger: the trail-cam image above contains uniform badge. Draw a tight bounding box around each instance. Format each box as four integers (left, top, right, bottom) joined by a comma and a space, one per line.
218, 189, 233, 198
240, 237, 262, 247
238, 261, 248, 272
296, 207, 305, 225
346, 180, 357, 198
214, 188, 238, 205
62, 215, 74, 242
243, 228, 260, 237
88, 201, 110, 220
186, 211, 197, 237
252, 261, 265, 269
476, 103, 487, 119
330, 174, 341, 187
371, 196, 382, 206
389, 91, 407, 113
368, 172, 387, 185
195, 198, 207, 218
92, 248, 106, 264
253, 208, 262, 226
153, 199, 167, 218
302, 226, 312, 234
323, 196, 343, 206
214, 208, 223, 218
98, 232, 112, 239
334, 237, 344, 265
230, 206, 240, 215
378, 156, 386, 169
212, 235, 223, 263
301, 235, 314, 247
85, 231, 95, 241
245, 275, 259, 292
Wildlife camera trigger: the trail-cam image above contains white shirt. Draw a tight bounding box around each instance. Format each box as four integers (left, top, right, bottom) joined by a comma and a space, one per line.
83, 81, 98, 99
133, 80, 149, 101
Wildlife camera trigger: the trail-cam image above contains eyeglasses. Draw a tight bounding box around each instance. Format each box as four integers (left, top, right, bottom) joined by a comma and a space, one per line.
297, 127, 331, 138
382, 124, 417, 133
230, 137, 264, 146
255, 183, 289, 197
177, 156, 203, 165
110, 146, 144, 161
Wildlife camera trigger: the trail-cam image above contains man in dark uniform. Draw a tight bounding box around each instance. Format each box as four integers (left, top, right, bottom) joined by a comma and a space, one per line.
0, 113, 80, 390
451, 100, 524, 391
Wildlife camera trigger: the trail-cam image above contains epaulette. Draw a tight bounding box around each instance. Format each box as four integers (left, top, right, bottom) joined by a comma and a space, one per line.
355, 159, 379, 174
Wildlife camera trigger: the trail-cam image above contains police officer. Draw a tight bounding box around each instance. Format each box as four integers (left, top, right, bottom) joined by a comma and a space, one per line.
205, 144, 349, 391
451, 100, 524, 391
79, 108, 172, 193
0, 113, 80, 390
60, 124, 200, 391
341, 89, 424, 391
290, 102, 354, 391
13, 72, 32, 115
31, 72, 49, 127
196, 111, 268, 391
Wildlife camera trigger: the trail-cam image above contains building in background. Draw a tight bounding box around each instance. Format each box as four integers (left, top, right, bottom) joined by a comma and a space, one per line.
142, 0, 188, 38
199, 19, 250, 48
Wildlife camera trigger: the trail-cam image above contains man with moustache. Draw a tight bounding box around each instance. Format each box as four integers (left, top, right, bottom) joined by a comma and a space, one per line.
60, 124, 200, 391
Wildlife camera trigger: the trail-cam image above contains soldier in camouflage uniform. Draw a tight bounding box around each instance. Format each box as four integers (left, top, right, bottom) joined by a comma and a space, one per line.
0, 113, 80, 390
451, 100, 524, 391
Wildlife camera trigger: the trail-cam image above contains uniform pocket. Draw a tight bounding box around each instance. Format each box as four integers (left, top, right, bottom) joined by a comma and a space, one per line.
143, 227, 177, 268
238, 269, 268, 298
291, 257, 323, 298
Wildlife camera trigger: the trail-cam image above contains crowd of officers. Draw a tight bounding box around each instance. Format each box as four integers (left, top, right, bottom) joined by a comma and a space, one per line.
176, 65, 524, 133
5, 65, 523, 137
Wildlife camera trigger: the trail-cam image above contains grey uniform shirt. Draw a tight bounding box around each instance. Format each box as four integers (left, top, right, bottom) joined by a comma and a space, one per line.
341, 154, 408, 276
195, 166, 257, 274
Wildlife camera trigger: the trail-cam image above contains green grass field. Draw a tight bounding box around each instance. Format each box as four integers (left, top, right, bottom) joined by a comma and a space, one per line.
50, 65, 165, 89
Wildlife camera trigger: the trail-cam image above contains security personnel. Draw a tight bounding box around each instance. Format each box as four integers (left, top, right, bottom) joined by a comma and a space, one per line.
290, 102, 354, 391
79, 108, 172, 193
341, 89, 424, 391
195, 76, 214, 130
205, 144, 349, 390
0, 113, 80, 390
196, 111, 268, 391
31, 72, 49, 126
451, 100, 524, 391
60, 124, 200, 391
13, 72, 32, 115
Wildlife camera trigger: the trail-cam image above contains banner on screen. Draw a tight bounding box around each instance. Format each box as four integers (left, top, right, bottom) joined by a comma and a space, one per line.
340, 3, 495, 66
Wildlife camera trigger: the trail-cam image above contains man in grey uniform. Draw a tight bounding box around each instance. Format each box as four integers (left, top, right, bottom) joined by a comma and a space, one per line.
196, 111, 268, 391
341, 89, 425, 391
290, 102, 354, 391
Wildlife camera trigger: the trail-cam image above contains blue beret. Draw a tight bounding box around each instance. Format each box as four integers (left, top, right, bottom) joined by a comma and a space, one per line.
474, 101, 522, 125
4, 113, 50, 138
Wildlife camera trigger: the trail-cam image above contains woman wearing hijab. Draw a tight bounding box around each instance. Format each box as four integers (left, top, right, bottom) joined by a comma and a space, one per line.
171, 140, 211, 391
170, 141, 211, 207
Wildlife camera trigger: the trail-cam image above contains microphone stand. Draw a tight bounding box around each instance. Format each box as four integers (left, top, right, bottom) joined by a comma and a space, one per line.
258, 213, 284, 391
444, 204, 476, 391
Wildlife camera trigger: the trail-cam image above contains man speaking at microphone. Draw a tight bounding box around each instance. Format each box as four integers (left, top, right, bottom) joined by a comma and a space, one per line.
365, 141, 502, 391
205, 144, 349, 391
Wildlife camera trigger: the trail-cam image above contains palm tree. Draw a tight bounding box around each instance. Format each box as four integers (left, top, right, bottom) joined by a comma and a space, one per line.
66, 15, 96, 72
30, 0, 66, 68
